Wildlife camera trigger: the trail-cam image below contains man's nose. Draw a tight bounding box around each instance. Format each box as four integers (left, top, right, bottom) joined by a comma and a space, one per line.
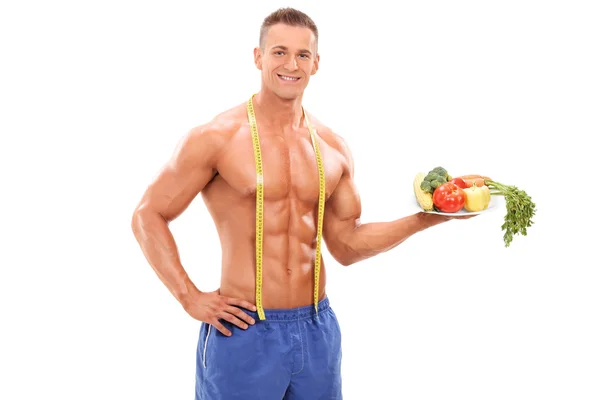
284, 56, 298, 71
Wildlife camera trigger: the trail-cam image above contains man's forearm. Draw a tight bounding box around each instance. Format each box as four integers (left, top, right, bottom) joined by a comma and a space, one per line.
340, 213, 447, 266
131, 209, 197, 307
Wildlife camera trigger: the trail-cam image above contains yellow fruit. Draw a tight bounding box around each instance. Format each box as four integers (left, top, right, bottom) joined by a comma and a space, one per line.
463, 184, 491, 212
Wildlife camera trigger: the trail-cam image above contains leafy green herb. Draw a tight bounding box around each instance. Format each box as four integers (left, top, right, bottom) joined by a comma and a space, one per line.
486, 180, 536, 247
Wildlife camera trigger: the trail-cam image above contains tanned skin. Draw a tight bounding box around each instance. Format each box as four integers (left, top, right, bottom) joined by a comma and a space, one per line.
131, 23, 470, 337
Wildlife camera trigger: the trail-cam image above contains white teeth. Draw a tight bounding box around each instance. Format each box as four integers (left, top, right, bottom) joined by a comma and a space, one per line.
279, 75, 299, 81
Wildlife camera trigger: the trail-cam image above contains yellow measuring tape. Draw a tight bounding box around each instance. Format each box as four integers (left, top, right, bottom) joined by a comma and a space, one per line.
247, 94, 326, 320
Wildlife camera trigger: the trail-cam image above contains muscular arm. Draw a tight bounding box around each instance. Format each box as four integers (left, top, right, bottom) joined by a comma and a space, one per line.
131, 125, 227, 307
322, 138, 448, 266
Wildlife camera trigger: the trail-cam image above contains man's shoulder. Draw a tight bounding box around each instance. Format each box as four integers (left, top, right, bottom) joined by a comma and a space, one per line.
187, 102, 248, 142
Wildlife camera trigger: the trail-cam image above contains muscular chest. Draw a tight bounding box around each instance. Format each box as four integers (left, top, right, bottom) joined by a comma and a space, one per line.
217, 128, 341, 202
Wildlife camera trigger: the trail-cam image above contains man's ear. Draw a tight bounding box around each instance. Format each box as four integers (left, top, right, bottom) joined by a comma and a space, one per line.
311, 53, 320, 75
253, 47, 263, 70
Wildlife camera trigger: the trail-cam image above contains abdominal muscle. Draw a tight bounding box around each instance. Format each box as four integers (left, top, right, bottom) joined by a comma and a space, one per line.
202, 179, 327, 310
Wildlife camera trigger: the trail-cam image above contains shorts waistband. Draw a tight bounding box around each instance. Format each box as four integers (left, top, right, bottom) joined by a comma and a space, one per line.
247, 296, 330, 321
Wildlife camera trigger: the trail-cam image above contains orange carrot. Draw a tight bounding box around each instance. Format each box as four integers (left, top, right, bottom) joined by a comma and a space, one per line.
463, 177, 486, 187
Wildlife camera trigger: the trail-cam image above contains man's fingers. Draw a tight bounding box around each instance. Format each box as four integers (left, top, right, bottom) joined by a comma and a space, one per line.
212, 320, 232, 337
217, 311, 249, 330
225, 296, 257, 312
225, 306, 255, 326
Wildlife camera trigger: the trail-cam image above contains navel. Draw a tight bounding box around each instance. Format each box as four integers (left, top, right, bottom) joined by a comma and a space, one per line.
287, 268, 293, 275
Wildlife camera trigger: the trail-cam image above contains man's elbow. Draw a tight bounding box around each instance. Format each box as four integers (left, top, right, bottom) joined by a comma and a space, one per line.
131, 205, 158, 238
330, 245, 360, 267
338, 257, 355, 267
339, 253, 365, 267
131, 207, 145, 238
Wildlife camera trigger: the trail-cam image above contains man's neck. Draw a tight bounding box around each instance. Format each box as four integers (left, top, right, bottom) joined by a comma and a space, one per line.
253, 90, 305, 130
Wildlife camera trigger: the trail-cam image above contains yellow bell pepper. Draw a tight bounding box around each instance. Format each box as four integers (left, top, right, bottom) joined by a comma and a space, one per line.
463, 184, 491, 212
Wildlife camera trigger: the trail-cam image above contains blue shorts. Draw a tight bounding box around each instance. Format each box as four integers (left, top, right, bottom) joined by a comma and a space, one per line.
195, 296, 343, 399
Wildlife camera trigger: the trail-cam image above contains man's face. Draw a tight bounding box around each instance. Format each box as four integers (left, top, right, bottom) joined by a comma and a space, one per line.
254, 23, 319, 100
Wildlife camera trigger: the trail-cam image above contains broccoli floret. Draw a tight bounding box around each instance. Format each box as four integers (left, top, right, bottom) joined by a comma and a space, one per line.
424, 172, 441, 182
431, 167, 449, 180
431, 166, 447, 175
430, 179, 443, 189
420, 180, 433, 193
430, 175, 447, 190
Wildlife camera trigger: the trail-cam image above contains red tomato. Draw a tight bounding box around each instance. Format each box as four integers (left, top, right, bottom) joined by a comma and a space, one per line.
433, 183, 466, 213
449, 177, 468, 189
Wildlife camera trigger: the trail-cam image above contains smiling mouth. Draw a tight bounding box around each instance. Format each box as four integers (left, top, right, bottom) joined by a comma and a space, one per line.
277, 74, 301, 82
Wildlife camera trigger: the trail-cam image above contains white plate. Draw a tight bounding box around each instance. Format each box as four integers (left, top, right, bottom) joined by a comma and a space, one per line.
415, 193, 503, 216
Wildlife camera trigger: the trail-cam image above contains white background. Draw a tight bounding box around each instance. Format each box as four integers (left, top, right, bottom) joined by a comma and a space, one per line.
1, 0, 599, 399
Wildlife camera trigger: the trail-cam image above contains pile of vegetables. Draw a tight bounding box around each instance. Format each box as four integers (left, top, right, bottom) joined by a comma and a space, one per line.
413, 166, 536, 247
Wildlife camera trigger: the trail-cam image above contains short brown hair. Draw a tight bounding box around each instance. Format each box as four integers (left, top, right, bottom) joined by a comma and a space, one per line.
259, 8, 319, 50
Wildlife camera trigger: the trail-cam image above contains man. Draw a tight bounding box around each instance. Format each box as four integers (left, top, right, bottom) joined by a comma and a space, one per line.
131, 7, 466, 399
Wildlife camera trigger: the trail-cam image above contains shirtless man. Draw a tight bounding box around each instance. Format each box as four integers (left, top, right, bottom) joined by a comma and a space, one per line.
131, 7, 464, 400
